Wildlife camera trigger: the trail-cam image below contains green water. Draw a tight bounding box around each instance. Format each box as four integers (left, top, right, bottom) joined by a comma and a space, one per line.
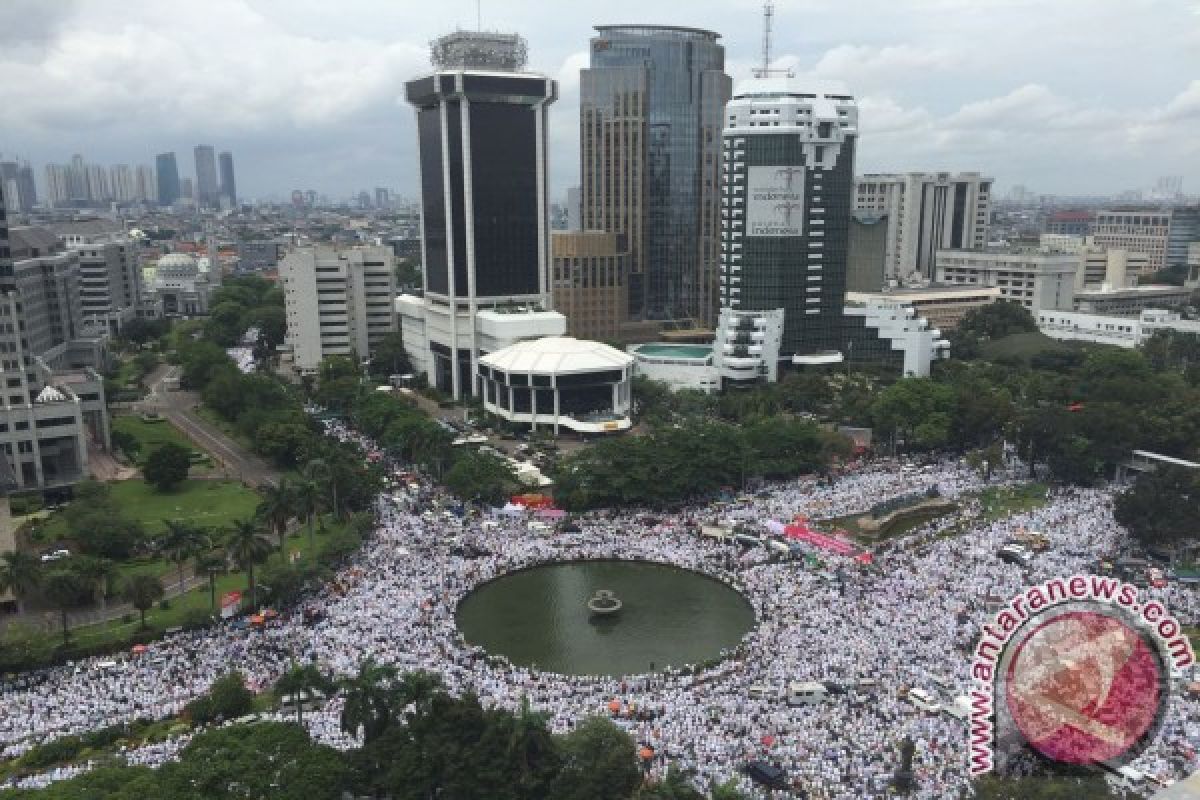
634, 344, 712, 359
455, 560, 755, 676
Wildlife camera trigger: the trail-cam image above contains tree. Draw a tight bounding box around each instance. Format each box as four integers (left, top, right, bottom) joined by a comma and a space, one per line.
275, 662, 334, 725
40, 567, 91, 646
444, 450, 519, 505
0, 550, 41, 614
956, 301, 1038, 341
367, 331, 411, 379
256, 478, 295, 552
293, 478, 322, 561
224, 518, 273, 611
194, 551, 226, 612
122, 574, 165, 629
971, 773, 1116, 800
143, 442, 192, 491
304, 458, 339, 521
549, 716, 641, 800
635, 768, 706, 799
870, 378, 955, 451
339, 659, 398, 744
160, 519, 210, 595
1114, 465, 1200, 556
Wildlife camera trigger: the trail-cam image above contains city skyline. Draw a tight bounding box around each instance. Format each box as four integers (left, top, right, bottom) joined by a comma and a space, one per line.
0, 0, 1197, 200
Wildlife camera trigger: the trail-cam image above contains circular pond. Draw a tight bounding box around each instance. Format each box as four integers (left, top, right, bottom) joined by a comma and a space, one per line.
455, 559, 755, 677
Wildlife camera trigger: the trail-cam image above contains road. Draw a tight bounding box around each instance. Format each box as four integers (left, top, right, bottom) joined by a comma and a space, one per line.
140, 365, 280, 488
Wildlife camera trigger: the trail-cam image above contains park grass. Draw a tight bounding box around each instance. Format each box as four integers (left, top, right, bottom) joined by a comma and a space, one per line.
112, 415, 197, 465
977, 482, 1049, 523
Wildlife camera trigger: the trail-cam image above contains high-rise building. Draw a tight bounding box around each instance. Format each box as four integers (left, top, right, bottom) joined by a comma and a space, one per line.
0, 181, 11, 290
16, 164, 36, 211
44, 164, 70, 208
279, 245, 397, 375
552, 231, 629, 342
218, 151, 237, 207
1166, 206, 1200, 272
156, 153, 180, 206
852, 172, 992, 280
193, 145, 219, 209
580, 25, 730, 326
399, 30, 565, 399
1093, 209, 1172, 274
135, 164, 157, 204
180, 178, 194, 203
374, 187, 389, 209
110, 165, 136, 203
67, 155, 87, 203
50, 220, 143, 336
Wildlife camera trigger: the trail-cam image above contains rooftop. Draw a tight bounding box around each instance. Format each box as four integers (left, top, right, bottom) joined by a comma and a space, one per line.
632, 343, 713, 360
481, 336, 634, 374
594, 24, 720, 40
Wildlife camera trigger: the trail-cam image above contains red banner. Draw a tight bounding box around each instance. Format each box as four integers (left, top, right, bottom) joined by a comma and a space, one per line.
784, 523, 858, 556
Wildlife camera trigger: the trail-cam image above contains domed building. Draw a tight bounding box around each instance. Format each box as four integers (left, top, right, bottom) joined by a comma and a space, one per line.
148, 253, 216, 317
477, 337, 634, 434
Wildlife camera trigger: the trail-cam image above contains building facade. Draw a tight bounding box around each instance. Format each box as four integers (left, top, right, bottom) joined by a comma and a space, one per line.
936, 248, 1076, 313
580, 25, 730, 326
50, 220, 142, 336
1092, 209, 1171, 274
1044, 210, 1094, 236
845, 285, 1001, 332
477, 337, 634, 433
1167, 206, 1199, 272
853, 172, 992, 280
551, 231, 629, 343
156, 153, 180, 207
218, 151, 237, 207
1039, 308, 1200, 349
401, 31, 562, 399
280, 245, 396, 375
846, 213, 889, 292
193, 146, 220, 210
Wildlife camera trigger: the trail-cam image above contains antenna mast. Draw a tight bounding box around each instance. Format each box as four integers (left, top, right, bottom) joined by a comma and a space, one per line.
760, 1, 773, 74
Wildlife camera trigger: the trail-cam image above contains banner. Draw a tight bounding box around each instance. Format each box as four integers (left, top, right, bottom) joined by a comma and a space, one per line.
783, 523, 858, 556
220, 591, 242, 619
746, 166, 806, 237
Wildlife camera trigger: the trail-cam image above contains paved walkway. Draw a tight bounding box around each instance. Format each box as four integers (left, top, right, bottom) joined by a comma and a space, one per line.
140, 365, 279, 488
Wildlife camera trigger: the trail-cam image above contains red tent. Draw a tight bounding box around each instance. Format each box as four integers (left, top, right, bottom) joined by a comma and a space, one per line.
784, 521, 858, 556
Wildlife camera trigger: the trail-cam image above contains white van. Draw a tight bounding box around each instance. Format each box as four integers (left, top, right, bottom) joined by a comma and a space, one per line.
527, 521, 552, 535
906, 688, 941, 713
748, 684, 773, 700
787, 681, 829, 706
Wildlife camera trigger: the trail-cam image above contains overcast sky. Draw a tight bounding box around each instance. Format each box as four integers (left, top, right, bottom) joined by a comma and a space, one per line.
1, 0, 1197, 202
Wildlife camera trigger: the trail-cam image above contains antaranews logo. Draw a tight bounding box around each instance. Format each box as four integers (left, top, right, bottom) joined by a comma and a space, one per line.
969, 575, 1194, 776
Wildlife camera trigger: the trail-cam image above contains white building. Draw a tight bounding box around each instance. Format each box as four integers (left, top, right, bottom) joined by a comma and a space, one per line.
477, 337, 633, 434
629, 343, 720, 393
143, 253, 217, 318
1092, 209, 1171, 274
280, 245, 397, 375
853, 172, 992, 280
935, 248, 1076, 313
842, 299, 949, 377
1038, 309, 1200, 349
712, 308, 786, 384
49, 220, 142, 337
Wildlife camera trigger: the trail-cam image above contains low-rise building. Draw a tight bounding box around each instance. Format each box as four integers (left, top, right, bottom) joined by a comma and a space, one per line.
143, 253, 217, 318
845, 285, 1001, 332
236, 240, 285, 272
1038, 308, 1200, 349
477, 337, 634, 434
629, 343, 720, 393
1073, 284, 1192, 314
936, 248, 1077, 313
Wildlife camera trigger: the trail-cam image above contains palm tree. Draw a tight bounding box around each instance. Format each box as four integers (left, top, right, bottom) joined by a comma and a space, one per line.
224, 518, 273, 611
338, 658, 398, 744
304, 458, 339, 522
392, 669, 443, 719
194, 550, 226, 612
292, 479, 321, 562
122, 574, 164, 629
40, 568, 86, 646
508, 693, 553, 789
0, 550, 42, 614
275, 662, 334, 726
256, 477, 295, 553
72, 556, 118, 612
160, 520, 210, 595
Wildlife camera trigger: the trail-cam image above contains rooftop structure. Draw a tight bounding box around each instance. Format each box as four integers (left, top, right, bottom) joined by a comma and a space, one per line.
429, 30, 528, 71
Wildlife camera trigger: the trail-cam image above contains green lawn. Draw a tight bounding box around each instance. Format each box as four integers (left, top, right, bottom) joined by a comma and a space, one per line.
977, 482, 1049, 523
112, 415, 200, 465
110, 479, 261, 535
36, 479, 261, 542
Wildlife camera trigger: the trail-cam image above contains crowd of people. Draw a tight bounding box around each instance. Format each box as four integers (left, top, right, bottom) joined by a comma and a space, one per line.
2, 415, 1199, 798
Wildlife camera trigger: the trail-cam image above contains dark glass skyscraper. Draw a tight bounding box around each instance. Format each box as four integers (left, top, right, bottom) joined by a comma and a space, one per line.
719, 76, 859, 359
155, 152, 180, 207
581, 25, 729, 325
406, 33, 555, 302
193, 145, 219, 209
218, 151, 237, 207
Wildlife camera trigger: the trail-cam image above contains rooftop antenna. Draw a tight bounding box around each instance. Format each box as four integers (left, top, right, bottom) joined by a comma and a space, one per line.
758, 1, 773, 76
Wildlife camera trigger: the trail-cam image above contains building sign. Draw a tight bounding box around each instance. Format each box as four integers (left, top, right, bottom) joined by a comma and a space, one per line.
747, 166, 806, 237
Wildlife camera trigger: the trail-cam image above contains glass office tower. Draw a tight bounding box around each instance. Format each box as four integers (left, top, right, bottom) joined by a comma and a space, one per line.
581, 25, 729, 326
155, 153, 180, 207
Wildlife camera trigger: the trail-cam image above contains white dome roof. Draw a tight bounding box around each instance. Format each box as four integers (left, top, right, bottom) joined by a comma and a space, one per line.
35, 385, 67, 403
480, 337, 633, 375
